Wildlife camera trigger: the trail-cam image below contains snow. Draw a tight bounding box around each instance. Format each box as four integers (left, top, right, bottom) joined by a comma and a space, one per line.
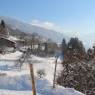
8, 36, 19, 41
0, 89, 42, 95
0, 51, 22, 60
0, 51, 84, 95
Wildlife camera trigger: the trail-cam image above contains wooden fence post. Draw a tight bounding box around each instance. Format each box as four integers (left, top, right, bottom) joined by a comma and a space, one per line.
29, 64, 36, 95
53, 58, 57, 88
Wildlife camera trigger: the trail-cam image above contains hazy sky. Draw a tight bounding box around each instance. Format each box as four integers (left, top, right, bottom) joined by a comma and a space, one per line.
0, 0, 95, 48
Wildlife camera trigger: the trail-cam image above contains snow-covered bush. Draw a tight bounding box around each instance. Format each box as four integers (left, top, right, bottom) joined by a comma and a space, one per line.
37, 69, 46, 78
57, 61, 95, 95
58, 37, 95, 95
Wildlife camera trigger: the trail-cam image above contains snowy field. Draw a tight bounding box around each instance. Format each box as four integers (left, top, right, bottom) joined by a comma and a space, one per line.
0, 51, 84, 95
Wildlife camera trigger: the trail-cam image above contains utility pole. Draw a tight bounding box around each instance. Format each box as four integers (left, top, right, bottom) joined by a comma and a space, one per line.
29, 64, 36, 95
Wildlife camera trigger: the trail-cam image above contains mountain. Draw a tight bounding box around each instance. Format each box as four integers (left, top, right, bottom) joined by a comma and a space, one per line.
0, 16, 67, 43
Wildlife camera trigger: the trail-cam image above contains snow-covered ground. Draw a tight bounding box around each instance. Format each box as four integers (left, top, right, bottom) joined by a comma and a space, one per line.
0, 51, 22, 60
0, 51, 84, 95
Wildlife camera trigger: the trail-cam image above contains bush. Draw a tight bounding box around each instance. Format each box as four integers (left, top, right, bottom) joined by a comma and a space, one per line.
57, 61, 95, 95
37, 69, 46, 78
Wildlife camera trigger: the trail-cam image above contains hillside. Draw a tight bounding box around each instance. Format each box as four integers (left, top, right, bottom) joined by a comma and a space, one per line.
0, 16, 67, 43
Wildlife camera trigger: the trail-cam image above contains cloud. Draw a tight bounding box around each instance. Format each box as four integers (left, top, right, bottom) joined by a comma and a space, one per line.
31, 20, 57, 30
30, 20, 79, 36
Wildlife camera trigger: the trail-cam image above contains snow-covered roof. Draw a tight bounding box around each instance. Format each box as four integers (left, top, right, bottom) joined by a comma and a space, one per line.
8, 36, 19, 41
0, 51, 22, 60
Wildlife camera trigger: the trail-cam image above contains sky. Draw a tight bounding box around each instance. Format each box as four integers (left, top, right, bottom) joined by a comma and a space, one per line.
0, 0, 95, 48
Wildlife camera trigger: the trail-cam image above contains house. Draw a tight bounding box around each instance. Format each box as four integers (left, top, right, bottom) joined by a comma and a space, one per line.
0, 20, 16, 53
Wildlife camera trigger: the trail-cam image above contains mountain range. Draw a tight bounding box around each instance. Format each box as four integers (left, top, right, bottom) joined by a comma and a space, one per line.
0, 16, 67, 43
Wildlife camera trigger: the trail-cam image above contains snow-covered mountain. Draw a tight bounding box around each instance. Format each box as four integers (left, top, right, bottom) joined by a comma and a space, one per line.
0, 16, 68, 43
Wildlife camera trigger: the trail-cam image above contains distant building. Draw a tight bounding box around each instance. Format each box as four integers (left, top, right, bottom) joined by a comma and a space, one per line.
0, 20, 16, 53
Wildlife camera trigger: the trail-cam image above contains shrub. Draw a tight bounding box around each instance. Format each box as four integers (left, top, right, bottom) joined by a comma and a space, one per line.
37, 69, 46, 78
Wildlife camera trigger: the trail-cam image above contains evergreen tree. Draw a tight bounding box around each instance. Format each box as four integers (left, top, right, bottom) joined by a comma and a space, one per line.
61, 38, 67, 54
67, 37, 85, 60
1, 20, 5, 28
87, 48, 94, 60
